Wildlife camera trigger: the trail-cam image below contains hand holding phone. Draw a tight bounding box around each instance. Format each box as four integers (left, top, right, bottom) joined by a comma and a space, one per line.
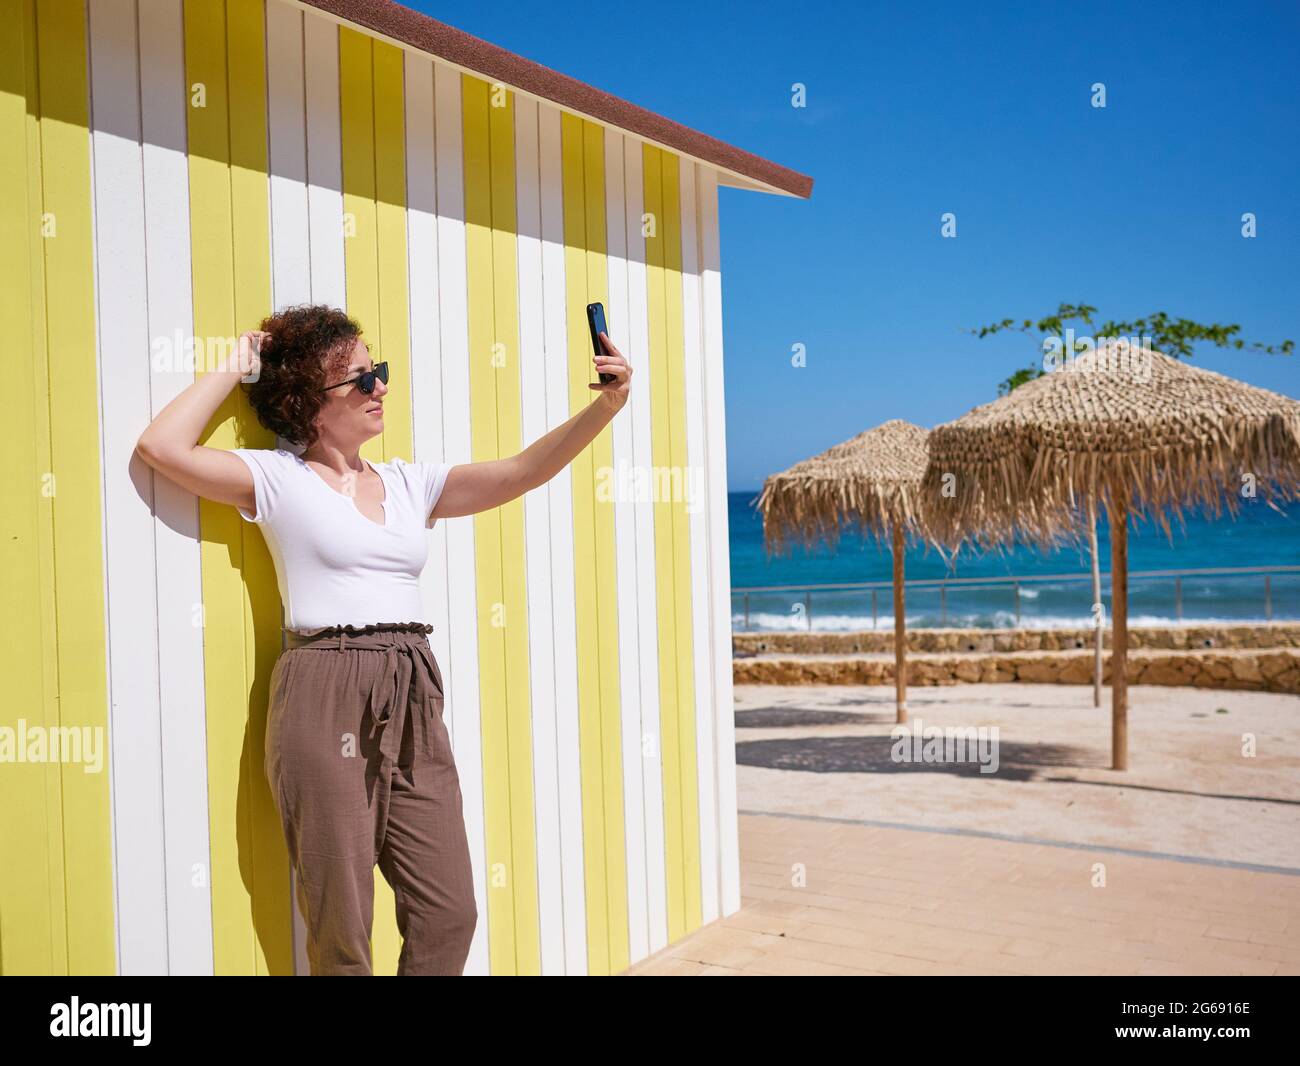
586, 302, 617, 384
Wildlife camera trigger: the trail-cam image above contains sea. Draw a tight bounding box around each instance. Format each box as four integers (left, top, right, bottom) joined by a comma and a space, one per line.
727, 491, 1300, 632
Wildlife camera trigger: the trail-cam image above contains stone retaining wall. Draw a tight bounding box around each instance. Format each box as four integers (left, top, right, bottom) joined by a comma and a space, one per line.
733, 648, 1300, 694
733, 623, 1300, 656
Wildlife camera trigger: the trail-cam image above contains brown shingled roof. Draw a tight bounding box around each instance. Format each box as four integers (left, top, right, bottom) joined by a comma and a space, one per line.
296, 0, 813, 199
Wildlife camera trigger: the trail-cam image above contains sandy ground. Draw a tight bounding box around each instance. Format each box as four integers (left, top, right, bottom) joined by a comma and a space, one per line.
733, 683, 1300, 870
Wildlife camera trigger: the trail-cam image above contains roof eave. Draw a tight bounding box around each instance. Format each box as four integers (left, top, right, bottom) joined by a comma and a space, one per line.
292, 0, 813, 200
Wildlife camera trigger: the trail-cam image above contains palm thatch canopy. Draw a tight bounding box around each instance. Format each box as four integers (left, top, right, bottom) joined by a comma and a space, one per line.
755, 419, 932, 556
921, 342, 1300, 550
753, 417, 932, 724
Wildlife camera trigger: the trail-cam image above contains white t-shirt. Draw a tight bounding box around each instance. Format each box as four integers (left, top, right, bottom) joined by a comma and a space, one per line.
230, 447, 454, 632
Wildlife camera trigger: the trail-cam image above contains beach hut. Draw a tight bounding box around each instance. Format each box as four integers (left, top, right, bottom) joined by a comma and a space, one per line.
755, 419, 933, 723
921, 341, 1300, 771
0, 0, 811, 975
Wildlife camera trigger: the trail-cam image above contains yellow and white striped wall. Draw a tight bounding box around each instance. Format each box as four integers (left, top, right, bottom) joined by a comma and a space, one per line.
1, 0, 744, 975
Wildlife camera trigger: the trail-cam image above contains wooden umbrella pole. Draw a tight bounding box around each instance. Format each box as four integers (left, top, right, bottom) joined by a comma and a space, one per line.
1088, 494, 1101, 709
893, 522, 907, 724
1109, 487, 1129, 771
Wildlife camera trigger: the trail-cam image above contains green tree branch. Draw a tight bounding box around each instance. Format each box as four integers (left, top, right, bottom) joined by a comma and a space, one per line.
966, 302, 1293, 396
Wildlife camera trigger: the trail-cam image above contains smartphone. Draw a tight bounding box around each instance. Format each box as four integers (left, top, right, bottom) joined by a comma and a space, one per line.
586, 302, 616, 384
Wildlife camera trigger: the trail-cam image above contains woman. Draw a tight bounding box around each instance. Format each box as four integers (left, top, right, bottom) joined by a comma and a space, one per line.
134, 303, 630, 975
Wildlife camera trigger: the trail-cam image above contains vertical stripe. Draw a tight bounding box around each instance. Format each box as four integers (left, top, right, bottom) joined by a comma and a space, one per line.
679, 157, 721, 924
0, 0, 65, 975
232, 0, 290, 974
372, 38, 412, 463
696, 167, 741, 916
402, 43, 444, 979
89, 0, 167, 973
585, 121, 629, 974
644, 142, 702, 942
432, 60, 490, 975
338, 26, 379, 456
139, 0, 213, 973
33, 0, 116, 975
562, 112, 629, 975
339, 28, 414, 467
303, 9, 344, 307
696, 170, 738, 920
642, 142, 677, 937
537, 100, 588, 974
463, 71, 508, 972
266, 0, 310, 310
629, 132, 670, 955
661, 149, 703, 936
265, 0, 312, 974
603, 129, 651, 963
29, 0, 69, 973
184, 0, 290, 976
464, 72, 540, 975
620, 130, 669, 955
514, 93, 565, 973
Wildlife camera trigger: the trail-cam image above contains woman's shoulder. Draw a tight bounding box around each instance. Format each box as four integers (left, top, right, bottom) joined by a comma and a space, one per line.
230, 445, 303, 484
385, 455, 453, 479
229, 446, 302, 524
382, 454, 421, 485
385, 456, 454, 515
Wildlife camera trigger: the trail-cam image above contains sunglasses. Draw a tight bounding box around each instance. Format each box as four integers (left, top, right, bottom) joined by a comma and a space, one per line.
323, 361, 389, 395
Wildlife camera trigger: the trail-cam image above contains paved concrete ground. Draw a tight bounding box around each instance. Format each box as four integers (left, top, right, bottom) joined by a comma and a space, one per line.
626, 683, 1300, 975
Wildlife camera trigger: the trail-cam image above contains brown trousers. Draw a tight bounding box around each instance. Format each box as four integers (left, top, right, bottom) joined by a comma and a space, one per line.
265, 622, 477, 975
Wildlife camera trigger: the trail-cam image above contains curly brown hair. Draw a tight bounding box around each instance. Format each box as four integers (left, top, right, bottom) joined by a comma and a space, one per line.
241, 304, 363, 447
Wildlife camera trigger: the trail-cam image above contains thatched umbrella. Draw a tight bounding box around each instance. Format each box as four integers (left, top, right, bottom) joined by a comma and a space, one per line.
754, 419, 933, 723
922, 341, 1300, 770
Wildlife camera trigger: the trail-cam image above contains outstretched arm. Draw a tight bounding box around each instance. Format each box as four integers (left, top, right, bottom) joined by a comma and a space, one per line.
431, 331, 632, 519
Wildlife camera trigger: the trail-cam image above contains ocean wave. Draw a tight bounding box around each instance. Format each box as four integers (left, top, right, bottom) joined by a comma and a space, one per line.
730, 610, 1293, 633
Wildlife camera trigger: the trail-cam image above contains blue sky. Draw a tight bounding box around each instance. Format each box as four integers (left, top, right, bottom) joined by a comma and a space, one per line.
419, 0, 1299, 492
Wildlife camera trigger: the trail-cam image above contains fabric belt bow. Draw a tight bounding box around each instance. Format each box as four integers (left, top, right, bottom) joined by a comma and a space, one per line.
365, 638, 444, 772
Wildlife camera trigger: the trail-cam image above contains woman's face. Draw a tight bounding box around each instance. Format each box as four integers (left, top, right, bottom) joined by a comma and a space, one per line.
315, 336, 387, 445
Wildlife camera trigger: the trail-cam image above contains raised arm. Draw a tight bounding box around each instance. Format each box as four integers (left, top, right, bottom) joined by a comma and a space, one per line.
430, 330, 632, 520
134, 331, 268, 514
